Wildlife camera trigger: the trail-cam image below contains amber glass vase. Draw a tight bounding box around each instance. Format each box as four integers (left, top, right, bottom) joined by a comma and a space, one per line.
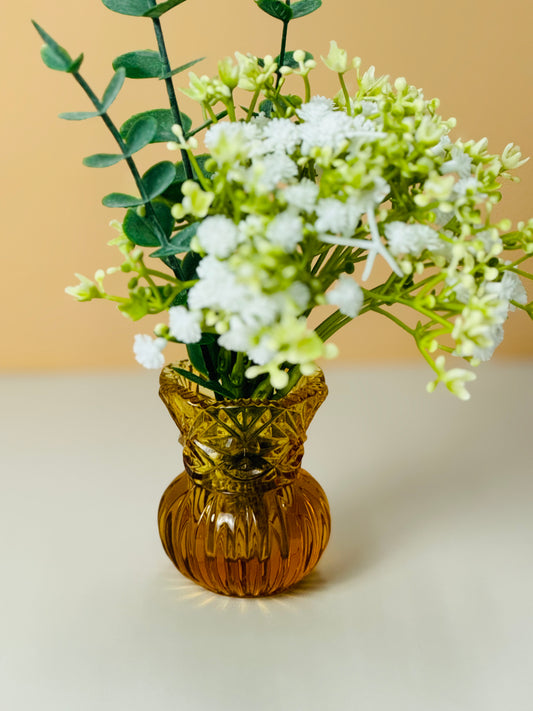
158, 361, 331, 597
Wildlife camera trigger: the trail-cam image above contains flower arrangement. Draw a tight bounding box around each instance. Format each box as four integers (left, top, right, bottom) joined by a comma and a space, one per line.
34, 0, 533, 401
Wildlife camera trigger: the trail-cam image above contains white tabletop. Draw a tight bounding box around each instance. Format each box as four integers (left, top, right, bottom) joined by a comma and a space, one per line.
1, 363, 532, 710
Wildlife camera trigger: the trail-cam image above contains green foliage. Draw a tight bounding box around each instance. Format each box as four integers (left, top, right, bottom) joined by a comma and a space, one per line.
59, 110, 101, 121
170, 366, 235, 399
162, 57, 205, 80
32, 21, 82, 73
124, 115, 158, 152
120, 109, 192, 143
113, 50, 163, 79
150, 222, 198, 257
123, 202, 174, 246
143, 0, 188, 18
143, 161, 176, 198
102, 69, 126, 110
83, 153, 124, 168
291, 0, 322, 18
101, 0, 151, 17
102, 161, 176, 207
255, 0, 293, 22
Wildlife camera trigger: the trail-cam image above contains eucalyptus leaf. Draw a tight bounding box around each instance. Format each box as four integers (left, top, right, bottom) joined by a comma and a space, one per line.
101, 68, 126, 111
32, 21, 75, 73
101, 0, 151, 17
125, 115, 157, 154
255, 0, 293, 22
83, 153, 124, 168
291, 0, 322, 18
59, 110, 101, 121
150, 222, 197, 256
123, 208, 159, 246
120, 109, 192, 143
40, 45, 72, 72
102, 192, 145, 208
112, 50, 163, 79
69, 53, 84, 73
143, 162, 176, 200
143, 0, 188, 17
161, 56, 205, 79
259, 99, 273, 117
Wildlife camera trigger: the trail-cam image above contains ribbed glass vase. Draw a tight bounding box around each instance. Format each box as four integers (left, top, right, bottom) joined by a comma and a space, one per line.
158, 361, 331, 597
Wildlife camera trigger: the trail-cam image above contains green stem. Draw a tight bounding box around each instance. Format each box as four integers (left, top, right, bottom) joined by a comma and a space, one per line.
246, 89, 261, 121
338, 73, 351, 114
147, 3, 193, 180
510, 267, 533, 281
275, 3, 291, 89
72, 71, 184, 280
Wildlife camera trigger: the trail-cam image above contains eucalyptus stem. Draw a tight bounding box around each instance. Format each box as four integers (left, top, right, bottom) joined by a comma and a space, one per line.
275, 1, 291, 88
72, 71, 184, 280
147, 2, 193, 180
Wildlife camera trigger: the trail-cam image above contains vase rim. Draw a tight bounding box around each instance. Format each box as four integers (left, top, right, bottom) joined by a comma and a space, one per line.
159, 360, 327, 409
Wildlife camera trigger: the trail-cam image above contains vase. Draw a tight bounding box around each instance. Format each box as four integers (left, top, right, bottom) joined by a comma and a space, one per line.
157, 361, 331, 597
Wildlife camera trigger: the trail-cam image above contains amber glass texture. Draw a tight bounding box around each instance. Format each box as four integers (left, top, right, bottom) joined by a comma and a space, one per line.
158, 362, 331, 597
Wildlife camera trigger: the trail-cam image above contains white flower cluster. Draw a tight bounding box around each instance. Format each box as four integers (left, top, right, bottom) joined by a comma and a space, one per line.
129, 57, 531, 398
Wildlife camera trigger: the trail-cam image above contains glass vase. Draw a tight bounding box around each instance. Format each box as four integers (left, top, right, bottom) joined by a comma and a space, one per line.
158, 361, 331, 597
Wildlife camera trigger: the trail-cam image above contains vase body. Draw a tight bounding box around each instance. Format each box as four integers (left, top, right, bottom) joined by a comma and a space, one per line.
158, 362, 331, 597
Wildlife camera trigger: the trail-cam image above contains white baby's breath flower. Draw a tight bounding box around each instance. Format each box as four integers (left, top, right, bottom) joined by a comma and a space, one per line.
133, 334, 167, 369
168, 306, 202, 344
296, 96, 335, 122
196, 216, 240, 258
486, 270, 527, 309
326, 275, 363, 318
266, 211, 304, 251
315, 198, 363, 237
281, 179, 319, 212
261, 118, 300, 154
441, 146, 473, 179
385, 222, 442, 257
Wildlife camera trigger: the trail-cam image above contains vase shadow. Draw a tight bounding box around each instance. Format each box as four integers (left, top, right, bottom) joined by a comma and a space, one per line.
320, 434, 495, 587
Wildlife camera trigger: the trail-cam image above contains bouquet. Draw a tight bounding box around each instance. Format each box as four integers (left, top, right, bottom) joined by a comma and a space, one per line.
34, 0, 533, 401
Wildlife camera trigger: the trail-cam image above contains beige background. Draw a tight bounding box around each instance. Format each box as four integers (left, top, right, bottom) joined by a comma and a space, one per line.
2, 0, 532, 370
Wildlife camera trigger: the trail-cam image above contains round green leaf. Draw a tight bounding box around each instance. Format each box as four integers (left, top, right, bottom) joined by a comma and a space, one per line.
101, 0, 151, 17
143, 162, 176, 200
102, 68, 126, 111
143, 0, 187, 18
125, 116, 158, 154
83, 153, 124, 168
120, 109, 192, 143
112, 50, 163, 79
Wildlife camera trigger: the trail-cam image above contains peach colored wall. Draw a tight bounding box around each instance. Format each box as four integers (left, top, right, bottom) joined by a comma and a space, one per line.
2, 0, 532, 369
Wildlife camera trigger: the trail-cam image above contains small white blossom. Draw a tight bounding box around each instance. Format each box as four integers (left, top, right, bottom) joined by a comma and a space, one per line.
217, 316, 253, 352
189, 257, 248, 311
385, 222, 442, 257
282, 179, 319, 212
266, 211, 304, 251
296, 96, 335, 122
261, 118, 300, 154
254, 153, 298, 191
441, 146, 473, 178
196, 216, 240, 258
133, 334, 167, 369
326, 275, 364, 318
315, 198, 363, 237
168, 306, 202, 344
486, 270, 527, 309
